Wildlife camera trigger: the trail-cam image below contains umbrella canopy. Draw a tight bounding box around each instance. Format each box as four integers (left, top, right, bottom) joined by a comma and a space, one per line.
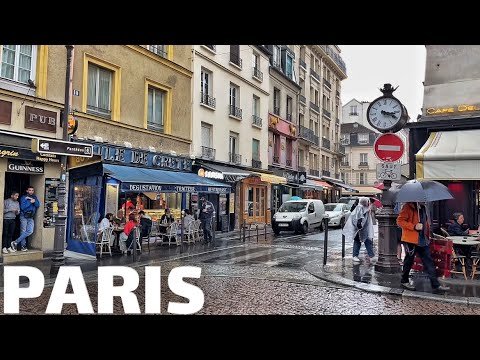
370, 198, 383, 208
290, 196, 302, 200
394, 179, 453, 203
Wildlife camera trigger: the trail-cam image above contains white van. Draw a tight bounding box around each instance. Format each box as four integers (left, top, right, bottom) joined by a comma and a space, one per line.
272, 199, 325, 235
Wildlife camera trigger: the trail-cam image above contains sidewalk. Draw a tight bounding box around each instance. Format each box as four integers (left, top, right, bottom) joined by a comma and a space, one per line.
305, 247, 480, 306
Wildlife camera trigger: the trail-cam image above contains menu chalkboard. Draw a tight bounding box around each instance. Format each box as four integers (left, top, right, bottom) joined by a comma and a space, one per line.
44, 178, 60, 228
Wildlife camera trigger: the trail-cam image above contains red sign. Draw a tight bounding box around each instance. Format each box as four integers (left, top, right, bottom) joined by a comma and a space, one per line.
374, 133, 404, 162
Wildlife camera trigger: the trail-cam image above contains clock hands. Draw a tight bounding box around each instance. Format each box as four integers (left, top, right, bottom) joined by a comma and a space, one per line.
381, 110, 397, 119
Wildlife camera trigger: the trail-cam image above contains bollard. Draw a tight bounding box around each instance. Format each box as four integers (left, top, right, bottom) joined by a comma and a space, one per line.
323, 217, 329, 266
342, 233, 345, 259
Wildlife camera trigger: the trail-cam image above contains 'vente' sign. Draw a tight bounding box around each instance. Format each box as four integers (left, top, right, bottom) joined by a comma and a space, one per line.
25, 106, 57, 133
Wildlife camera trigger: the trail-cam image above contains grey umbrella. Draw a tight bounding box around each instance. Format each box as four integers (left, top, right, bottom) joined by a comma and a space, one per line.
394, 179, 453, 203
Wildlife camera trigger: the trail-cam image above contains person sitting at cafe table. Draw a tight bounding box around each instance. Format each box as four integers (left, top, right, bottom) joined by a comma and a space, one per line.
183, 209, 194, 231
159, 208, 175, 241
119, 213, 137, 254
97, 213, 114, 244
138, 210, 152, 240
115, 209, 126, 225
448, 212, 470, 236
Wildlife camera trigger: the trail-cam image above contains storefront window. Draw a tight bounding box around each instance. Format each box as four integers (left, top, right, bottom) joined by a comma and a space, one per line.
120, 192, 190, 222
71, 184, 102, 243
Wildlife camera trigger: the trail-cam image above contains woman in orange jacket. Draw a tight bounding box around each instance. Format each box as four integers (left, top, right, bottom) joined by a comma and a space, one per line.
397, 202, 449, 292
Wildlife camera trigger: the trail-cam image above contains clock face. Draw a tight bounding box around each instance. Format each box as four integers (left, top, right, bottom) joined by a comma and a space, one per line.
367, 97, 403, 131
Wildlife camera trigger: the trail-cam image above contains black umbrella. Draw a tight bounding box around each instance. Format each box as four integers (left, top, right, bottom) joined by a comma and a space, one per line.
394, 179, 453, 203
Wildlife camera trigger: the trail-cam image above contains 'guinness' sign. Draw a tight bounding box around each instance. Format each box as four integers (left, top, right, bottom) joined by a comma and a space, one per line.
7, 159, 44, 174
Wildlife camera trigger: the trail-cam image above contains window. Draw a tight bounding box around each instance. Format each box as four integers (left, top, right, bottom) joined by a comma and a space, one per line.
253, 95, 260, 116
201, 122, 212, 148
229, 132, 239, 163
273, 46, 281, 68
299, 113, 304, 127
148, 45, 168, 58
286, 139, 293, 166
1, 45, 36, 84
341, 134, 350, 145
87, 63, 113, 118
230, 83, 239, 107
358, 133, 369, 144
360, 153, 368, 163
298, 149, 304, 166
273, 134, 280, 163
350, 105, 358, 115
230, 45, 241, 66
314, 89, 319, 106
285, 54, 293, 79
359, 172, 366, 185
286, 96, 292, 120
252, 139, 260, 160
147, 87, 165, 132
201, 68, 211, 96
252, 53, 259, 70
273, 88, 280, 115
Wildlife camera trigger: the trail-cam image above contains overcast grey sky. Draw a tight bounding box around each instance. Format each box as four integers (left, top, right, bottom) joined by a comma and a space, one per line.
339, 45, 426, 120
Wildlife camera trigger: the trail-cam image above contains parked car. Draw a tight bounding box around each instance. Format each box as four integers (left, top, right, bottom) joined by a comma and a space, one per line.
324, 203, 351, 228
338, 196, 359, 212
272, 199, 325, 235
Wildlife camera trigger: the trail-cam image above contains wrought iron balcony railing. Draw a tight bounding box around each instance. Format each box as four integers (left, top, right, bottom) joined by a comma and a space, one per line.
229, 152, 242, 165
253, 67, 263, 81
200, 92, 216, 108
299, 125, 319, 146
252, 159, 262, 169
229, 105, 242, 119
322, 137, 330, 150
252, 115, 262, 127
201, 146, 216, 160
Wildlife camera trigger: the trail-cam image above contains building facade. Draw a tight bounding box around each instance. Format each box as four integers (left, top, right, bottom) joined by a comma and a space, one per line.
408, 45, 480, 230
296, 45, 348, 202
191, 45, 273, 229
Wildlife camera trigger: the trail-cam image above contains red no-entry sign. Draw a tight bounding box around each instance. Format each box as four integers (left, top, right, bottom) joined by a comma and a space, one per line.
374, 133, 404, 162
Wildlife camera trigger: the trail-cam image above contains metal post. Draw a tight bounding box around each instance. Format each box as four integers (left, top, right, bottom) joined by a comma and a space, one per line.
51, 45, 74, 275
375, 179, 402, 273
256, 224, 259, 243
132, 228, 137, 262
323, 217, 329, 266
342, 233, 345, 259
180, 209, 184, 253
212, 212, 215, 247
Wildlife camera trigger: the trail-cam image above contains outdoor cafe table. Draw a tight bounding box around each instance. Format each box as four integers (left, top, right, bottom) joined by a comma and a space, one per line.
446, 236, 480, 246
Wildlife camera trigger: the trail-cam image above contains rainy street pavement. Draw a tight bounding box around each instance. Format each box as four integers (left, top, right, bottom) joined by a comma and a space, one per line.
4, 226, 480, 314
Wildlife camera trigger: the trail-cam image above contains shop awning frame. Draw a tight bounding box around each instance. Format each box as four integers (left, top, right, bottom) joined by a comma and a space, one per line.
103, 164, 231, 194
321, 176, 358, 192
196, 162, 253, 183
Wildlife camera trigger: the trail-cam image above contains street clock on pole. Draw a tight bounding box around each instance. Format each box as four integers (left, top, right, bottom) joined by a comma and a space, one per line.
366, 84, 409, 133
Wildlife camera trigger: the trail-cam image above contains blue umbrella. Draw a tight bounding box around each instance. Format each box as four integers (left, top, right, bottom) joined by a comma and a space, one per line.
290, 196, 302, 200
394, 179, 453, 203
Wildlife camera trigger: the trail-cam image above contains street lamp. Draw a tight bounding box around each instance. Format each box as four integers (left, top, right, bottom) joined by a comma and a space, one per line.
51, 45, 74, 275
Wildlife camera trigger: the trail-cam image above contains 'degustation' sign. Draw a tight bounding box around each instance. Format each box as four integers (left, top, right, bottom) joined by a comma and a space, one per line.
374, 133, 404, 162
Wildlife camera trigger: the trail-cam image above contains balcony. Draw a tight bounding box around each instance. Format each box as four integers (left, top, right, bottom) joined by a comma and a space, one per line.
286, 159, 292, 167
299, 125, 319, 146
253, 67, 263, 82
336, 90, 340, 98
309, 169, 319, 177
230, 56, 242, 69
300, 59, 307, 69
273, 155, 279, 164
340, 138, 350, 146
252, 115, 262, 128
323, 78, 331, 89
252, 159, 262, 169
286, 113, 292, 121
359, 162, 369, 167
229, 105, 242, 119
299, 94, 306, 104
310, 102, 320, 114
322, 170, 331, 177
322, 108, 331, 119
334, 143, 345, 154
273, 107, 280, 115
272, 60, 282, 70
298, 165, 306, 173
201, 146, 216, 160
229, 152, 242, 165
322, 137, 330, 150
310, 69, 320, 82
200, 92, 216, 109
340, 162, 350, 167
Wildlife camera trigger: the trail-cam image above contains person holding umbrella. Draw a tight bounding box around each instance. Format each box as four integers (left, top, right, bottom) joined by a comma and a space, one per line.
395, 180, 451, 292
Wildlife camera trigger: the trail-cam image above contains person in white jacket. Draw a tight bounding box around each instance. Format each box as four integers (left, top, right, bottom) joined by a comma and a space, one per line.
342, 197, 376, 264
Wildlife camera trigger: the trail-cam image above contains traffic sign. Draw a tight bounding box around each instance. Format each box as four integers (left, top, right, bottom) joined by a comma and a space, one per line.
32, 138, 93, 158
374, 133, 404, 162
377, 162, 401, 180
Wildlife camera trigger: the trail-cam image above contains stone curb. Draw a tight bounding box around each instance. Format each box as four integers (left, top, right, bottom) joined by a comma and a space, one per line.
305, 261, 480, 306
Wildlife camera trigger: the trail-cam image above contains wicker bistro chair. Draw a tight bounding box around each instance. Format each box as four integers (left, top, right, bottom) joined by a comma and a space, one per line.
182, 220, 195, 244
164, 222, 179, 246
433, 233, 467, 280
96, 227, 113, 257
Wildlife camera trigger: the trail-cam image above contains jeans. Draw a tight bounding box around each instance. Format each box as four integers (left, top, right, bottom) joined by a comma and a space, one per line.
401, 242, 440, 289
2, 219, 16, 249
201, 218, 212, 242
353, 234, 374, 258
15, 216, 34, 248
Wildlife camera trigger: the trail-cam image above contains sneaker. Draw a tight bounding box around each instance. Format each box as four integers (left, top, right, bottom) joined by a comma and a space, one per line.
369, 256, 378, 264
10, 241, 17, 252
352, 256, 361, 263
21, 247, 28, 252
2, 247, 8, 254
401, 282, 416, 291
433, 285, 450, 293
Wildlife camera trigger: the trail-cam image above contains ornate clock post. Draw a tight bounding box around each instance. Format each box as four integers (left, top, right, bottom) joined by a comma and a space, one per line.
366, 84, 409, 273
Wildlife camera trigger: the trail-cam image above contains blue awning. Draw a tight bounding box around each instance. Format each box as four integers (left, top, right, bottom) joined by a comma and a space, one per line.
103, 164, 230, 194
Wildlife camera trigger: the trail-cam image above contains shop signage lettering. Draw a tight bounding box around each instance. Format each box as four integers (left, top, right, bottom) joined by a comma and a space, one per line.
197, 168, 224, 180
7, 159, 44, 174
25, 106, 57, 133
0, 145, 59, 162
426, 104, 480, 115
124, 183, 230, 193
94, 145, 192, 171
269, 168, 306, 184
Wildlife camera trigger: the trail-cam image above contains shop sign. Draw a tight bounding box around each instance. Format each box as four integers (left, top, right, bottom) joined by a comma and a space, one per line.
0, 145, 59, 163
25, 106, 57, 133
94, 144, 192, 172
197, 168, 224, 180
425, 104, 480, 116
270, 168, 306, 184
7, 159, 44, 174
123, 183, 230, 194
32, 138, 93, 157
0, 99, 12, 125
